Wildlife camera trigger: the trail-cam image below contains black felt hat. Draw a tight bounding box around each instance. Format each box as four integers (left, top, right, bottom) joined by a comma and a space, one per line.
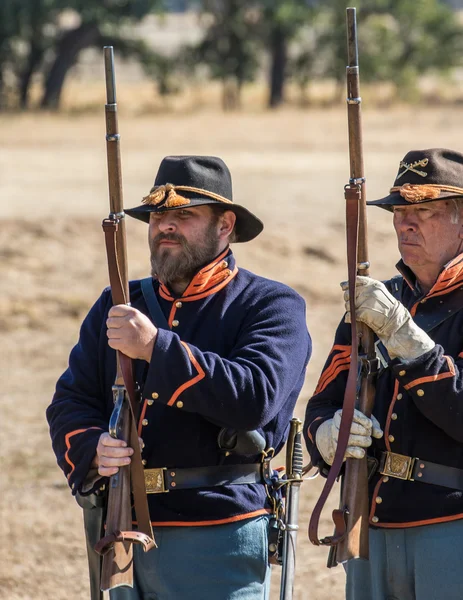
125, 155, 263, 243
367, 148, 463, 211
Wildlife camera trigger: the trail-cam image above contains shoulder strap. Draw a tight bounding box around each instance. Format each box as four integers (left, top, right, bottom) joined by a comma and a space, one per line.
385, 275, 403, 301
140, 278, 169, 330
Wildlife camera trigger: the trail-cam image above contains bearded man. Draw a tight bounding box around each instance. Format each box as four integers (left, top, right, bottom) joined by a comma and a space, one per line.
47, 155, 311, 600
304, 148, 463, 600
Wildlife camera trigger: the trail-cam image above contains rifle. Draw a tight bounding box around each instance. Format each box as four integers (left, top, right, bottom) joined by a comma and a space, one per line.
308, 7, 376, 563
93, 46, 155, 591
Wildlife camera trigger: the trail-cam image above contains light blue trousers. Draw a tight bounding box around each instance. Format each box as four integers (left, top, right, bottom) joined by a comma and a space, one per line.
110, 515, 271, 600
346, 520, 463, 600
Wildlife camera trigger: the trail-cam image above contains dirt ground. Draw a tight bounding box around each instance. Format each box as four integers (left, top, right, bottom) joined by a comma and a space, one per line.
2, 106, 463, 600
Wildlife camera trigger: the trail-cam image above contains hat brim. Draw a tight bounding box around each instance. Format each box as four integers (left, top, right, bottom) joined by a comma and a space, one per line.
125, 197, 263, 243
367, 190, 463, 212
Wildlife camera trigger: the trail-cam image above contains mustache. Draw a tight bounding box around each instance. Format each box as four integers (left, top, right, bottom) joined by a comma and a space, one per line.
152, 232, 186, 248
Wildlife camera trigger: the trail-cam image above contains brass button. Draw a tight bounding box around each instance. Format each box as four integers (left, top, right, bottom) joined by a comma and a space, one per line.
372, 516, 379, 523
375, 496, 383, 504
419, 463, 425, 469
399, 370, 406, 377
227, 269, 232, 276
142, 419, 148, 426
172, 320, 179, 327
382, 476, 389, 483
388, 435, 395, 443
417, 389, 424, 397
391, 413, 398, 420
171, 482, 177, 488
417, 472, 423, 478
142, 459, 147, 466
175, 301, 183, 308
142, 441, 145, 449
397, 393, 403, 400
152, 392, 159, 400
177, 401, 184, 408
420, 299, 427, 304
221, 261, 228, 268
147, 399, 154, 406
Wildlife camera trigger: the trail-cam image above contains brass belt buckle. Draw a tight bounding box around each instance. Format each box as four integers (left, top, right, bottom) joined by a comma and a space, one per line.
379, 451, 416, 481
145, 468, 168, 494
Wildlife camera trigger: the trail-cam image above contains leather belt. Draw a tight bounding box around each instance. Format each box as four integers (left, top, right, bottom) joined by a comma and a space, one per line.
144, 462, 271, 494
379, 451, 463, 491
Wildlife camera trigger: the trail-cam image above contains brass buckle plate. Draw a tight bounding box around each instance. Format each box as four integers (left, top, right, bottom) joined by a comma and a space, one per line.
380, 452, 416, 481
144, 468, 168, 494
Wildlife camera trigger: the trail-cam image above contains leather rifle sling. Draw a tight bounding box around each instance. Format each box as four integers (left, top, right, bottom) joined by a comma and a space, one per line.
308, 184, 361, 546
102, 218, 155, 549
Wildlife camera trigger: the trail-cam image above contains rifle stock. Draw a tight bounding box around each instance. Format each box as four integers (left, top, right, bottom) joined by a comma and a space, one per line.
335, 7, 376, 564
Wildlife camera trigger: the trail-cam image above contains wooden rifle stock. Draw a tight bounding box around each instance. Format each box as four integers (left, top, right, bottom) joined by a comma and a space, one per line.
335, 7, 376, 564
96, 46, 155, 592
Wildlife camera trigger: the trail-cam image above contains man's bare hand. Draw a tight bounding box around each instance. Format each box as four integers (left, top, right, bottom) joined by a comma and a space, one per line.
106, 304, 157, 362
93, 432, 134, 477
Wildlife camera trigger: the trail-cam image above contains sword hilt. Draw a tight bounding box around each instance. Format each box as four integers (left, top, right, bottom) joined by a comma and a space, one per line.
286, 418, 303, 480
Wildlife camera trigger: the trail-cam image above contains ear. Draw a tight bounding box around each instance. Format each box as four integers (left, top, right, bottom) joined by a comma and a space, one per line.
218, 210, 236, 240
459, 220, 463, 240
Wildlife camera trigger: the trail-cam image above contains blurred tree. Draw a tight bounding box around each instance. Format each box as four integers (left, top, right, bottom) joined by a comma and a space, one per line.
259, 0, 313, 108
41, 0, 164, 109
194, 0, 260, 110
0, 0, 164, 110
298, 0, 463, 103
359, 0, 463, 101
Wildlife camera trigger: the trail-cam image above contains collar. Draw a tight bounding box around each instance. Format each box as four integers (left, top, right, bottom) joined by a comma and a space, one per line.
396, 252, 463, 299
158, 248, 238, 302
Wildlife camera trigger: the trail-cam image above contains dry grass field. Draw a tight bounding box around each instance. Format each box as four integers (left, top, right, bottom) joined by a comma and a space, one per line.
2, 105, 463, 600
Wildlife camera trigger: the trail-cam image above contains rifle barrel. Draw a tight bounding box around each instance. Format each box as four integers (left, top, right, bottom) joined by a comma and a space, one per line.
104, 47, 117, 104
346, 8, 358, 68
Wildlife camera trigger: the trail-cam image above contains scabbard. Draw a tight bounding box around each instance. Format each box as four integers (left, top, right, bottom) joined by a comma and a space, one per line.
280, 418, 303, 600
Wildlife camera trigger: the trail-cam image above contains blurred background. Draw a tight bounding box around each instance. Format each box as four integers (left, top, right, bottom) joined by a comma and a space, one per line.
2, 1, 463, 599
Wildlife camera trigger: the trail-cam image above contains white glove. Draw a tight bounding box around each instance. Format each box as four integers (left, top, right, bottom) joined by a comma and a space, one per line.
315, 408, 383, 466
342, 276, 435, 360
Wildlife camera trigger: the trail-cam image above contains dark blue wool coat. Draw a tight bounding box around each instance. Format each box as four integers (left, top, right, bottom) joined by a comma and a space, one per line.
48, 249, 311, 526
305, 254, 463, 528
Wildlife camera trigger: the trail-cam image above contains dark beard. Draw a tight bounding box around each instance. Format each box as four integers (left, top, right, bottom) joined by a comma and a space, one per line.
149, 223, 221, 287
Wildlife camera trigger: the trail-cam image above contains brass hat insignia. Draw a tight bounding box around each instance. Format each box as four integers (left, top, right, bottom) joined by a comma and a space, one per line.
396, 158, 429, 180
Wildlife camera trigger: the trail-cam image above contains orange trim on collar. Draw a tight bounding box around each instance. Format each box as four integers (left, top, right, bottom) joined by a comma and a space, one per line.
159, 249, 237, 303
409, 253, 463, 316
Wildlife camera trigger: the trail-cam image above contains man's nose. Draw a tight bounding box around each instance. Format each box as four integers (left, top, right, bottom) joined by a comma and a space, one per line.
157, 214, 176, 232
397, 214, 418, 231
